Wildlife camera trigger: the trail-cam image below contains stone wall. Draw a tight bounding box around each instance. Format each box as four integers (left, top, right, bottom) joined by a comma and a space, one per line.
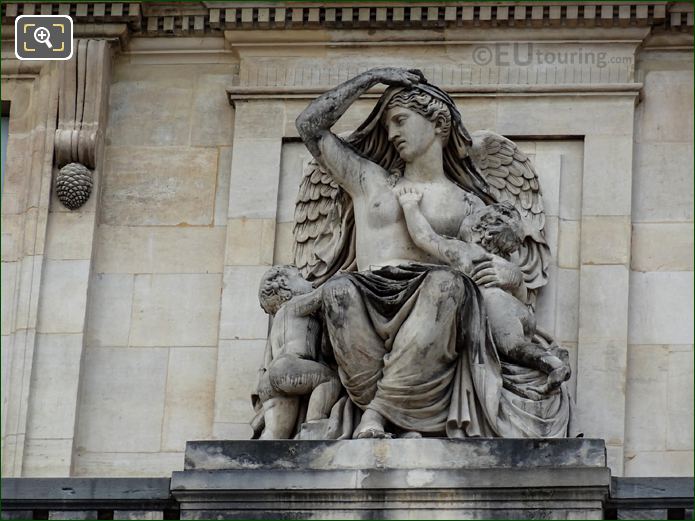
1, 2, 692, 480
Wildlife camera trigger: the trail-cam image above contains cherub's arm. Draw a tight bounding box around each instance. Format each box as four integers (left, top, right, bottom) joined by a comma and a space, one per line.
396, 188, 477, 273
285, 286, 324, 317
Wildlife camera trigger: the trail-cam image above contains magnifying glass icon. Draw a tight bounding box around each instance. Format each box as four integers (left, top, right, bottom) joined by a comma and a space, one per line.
33, 26, 53, 49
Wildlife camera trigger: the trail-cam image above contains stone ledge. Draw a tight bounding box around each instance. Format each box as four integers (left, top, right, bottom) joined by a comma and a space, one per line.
182, 438, 607, 471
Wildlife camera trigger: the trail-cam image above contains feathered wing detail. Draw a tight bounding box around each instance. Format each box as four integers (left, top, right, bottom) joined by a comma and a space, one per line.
469, 130, 552, 301
293, 158, 356, 285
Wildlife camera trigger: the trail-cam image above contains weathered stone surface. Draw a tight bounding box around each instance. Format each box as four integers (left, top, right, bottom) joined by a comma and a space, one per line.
172, 439, 609, 520
184, 438, 607, 471
101, 147, 218, 226
631, 223, 694, 272
36, 260, 90, 334
628, 272, 694, 346
130, 274, 222, 347
95, 225, 225, 274
161, 347, 216, 452
76, 348, 168, 453
85, 273, 134, 347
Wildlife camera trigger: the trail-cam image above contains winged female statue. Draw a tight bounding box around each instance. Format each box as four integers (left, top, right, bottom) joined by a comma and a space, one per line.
255, 67, 573, 440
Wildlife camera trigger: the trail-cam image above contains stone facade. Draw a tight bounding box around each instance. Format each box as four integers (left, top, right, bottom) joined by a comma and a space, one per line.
1, 1, 693, 479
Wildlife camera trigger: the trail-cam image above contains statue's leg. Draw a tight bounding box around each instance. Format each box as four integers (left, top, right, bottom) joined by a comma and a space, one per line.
268, 355, 341, 421
322, 277, 385, 408
260, 396, 300, 439
369, 269, 465, 433
306, 377, 342, 421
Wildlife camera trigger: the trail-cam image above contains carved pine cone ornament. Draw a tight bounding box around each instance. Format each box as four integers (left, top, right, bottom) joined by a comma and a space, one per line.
56, 162, 93, 210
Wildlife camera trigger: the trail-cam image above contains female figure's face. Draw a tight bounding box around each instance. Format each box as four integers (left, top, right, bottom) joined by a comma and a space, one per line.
384, 106, 439, 163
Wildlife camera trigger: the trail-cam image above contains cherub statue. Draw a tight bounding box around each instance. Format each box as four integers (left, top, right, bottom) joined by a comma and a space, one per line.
395, 187, 570, 398
253, 265, 341, 439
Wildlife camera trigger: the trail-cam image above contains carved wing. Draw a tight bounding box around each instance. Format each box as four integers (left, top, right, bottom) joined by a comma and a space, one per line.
293, 159, 355, 285
469, 130, 552, 297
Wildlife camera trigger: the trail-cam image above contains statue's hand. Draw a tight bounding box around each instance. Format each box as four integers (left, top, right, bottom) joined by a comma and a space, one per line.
395, 186, 423, 206
369, 67, 426, 87
471, 255, 523, 291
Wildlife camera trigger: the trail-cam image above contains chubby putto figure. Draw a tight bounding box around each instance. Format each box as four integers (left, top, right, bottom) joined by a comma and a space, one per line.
255, 265, 341, 439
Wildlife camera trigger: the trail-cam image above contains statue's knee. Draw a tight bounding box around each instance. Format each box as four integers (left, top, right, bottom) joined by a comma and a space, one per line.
322, 277, 360, 318
423, 269, 465, 298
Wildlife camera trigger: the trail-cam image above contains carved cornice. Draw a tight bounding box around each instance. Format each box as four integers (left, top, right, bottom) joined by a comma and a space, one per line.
1, 2, 693, 37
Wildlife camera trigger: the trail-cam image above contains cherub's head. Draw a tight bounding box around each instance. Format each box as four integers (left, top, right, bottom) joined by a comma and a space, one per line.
258, 265, 313, 315
468, 202, 525, 257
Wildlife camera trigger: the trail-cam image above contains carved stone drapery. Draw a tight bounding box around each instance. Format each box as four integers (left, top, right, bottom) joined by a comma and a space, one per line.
54, 39, 112, 209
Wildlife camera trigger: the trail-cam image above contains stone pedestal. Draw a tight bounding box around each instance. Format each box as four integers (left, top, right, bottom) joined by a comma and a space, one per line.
171, 438, 610, 520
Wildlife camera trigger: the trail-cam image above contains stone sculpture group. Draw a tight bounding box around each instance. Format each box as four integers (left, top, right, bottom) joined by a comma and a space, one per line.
251, 68, 573, 440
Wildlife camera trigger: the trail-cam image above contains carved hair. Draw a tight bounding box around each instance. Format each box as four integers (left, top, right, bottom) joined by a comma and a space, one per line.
471, 202, 525, 256
384, 90, 452, 141
258, 265, 301, 315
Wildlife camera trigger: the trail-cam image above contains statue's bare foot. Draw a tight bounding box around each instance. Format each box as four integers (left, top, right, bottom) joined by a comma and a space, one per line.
355, 409, 391, 439
400, 431, 422, 439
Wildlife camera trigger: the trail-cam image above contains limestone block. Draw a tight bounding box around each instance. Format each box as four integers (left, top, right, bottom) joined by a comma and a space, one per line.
161, 347, 216, 452
558, 220, 580, 269
628, 271, 694, 345
95, 226, 225, 274
555, 141, 584, 222
219, 266, 270, 340
213, 339, 265, 424
36, 259, 90, 334
534, 262, 557, 334
13, 255, 43, 332
607, 445, 625, 478
555, 268, 580, 344
624, 345, 669, 451
21, 438, 73, 477
496, 97, 634, 137
76, 347, 168, 452
130, 274, 222, 347
631, 223, 694, 272
233, 100, 285, 140
85, 273, 134, 348
582, 134, 633, 216
73, 451, 184, 478
212, 422, 254, 440
107, 64, 195, 147
579, 265, 629, 341
580, 216, 631, 265
273, 222, 294, 265
1, 214, 22, 262
1, 134, 32, 214
632, 142, 694, 222
101, 147, 218, 226
26, 334, 83, 439
575, 338, 628, 444
666, 346, 694, 451
624, 450, 694, 478
225, 219, 275, 266
190, 73, 235, 147
45, 211, 95, 261
1, 261, 18, 335
214, 147, 233, 226
277, 142, 311, 223
636, 70, 693, 144
227, 138, 282, 220
533, 152, 561, 218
